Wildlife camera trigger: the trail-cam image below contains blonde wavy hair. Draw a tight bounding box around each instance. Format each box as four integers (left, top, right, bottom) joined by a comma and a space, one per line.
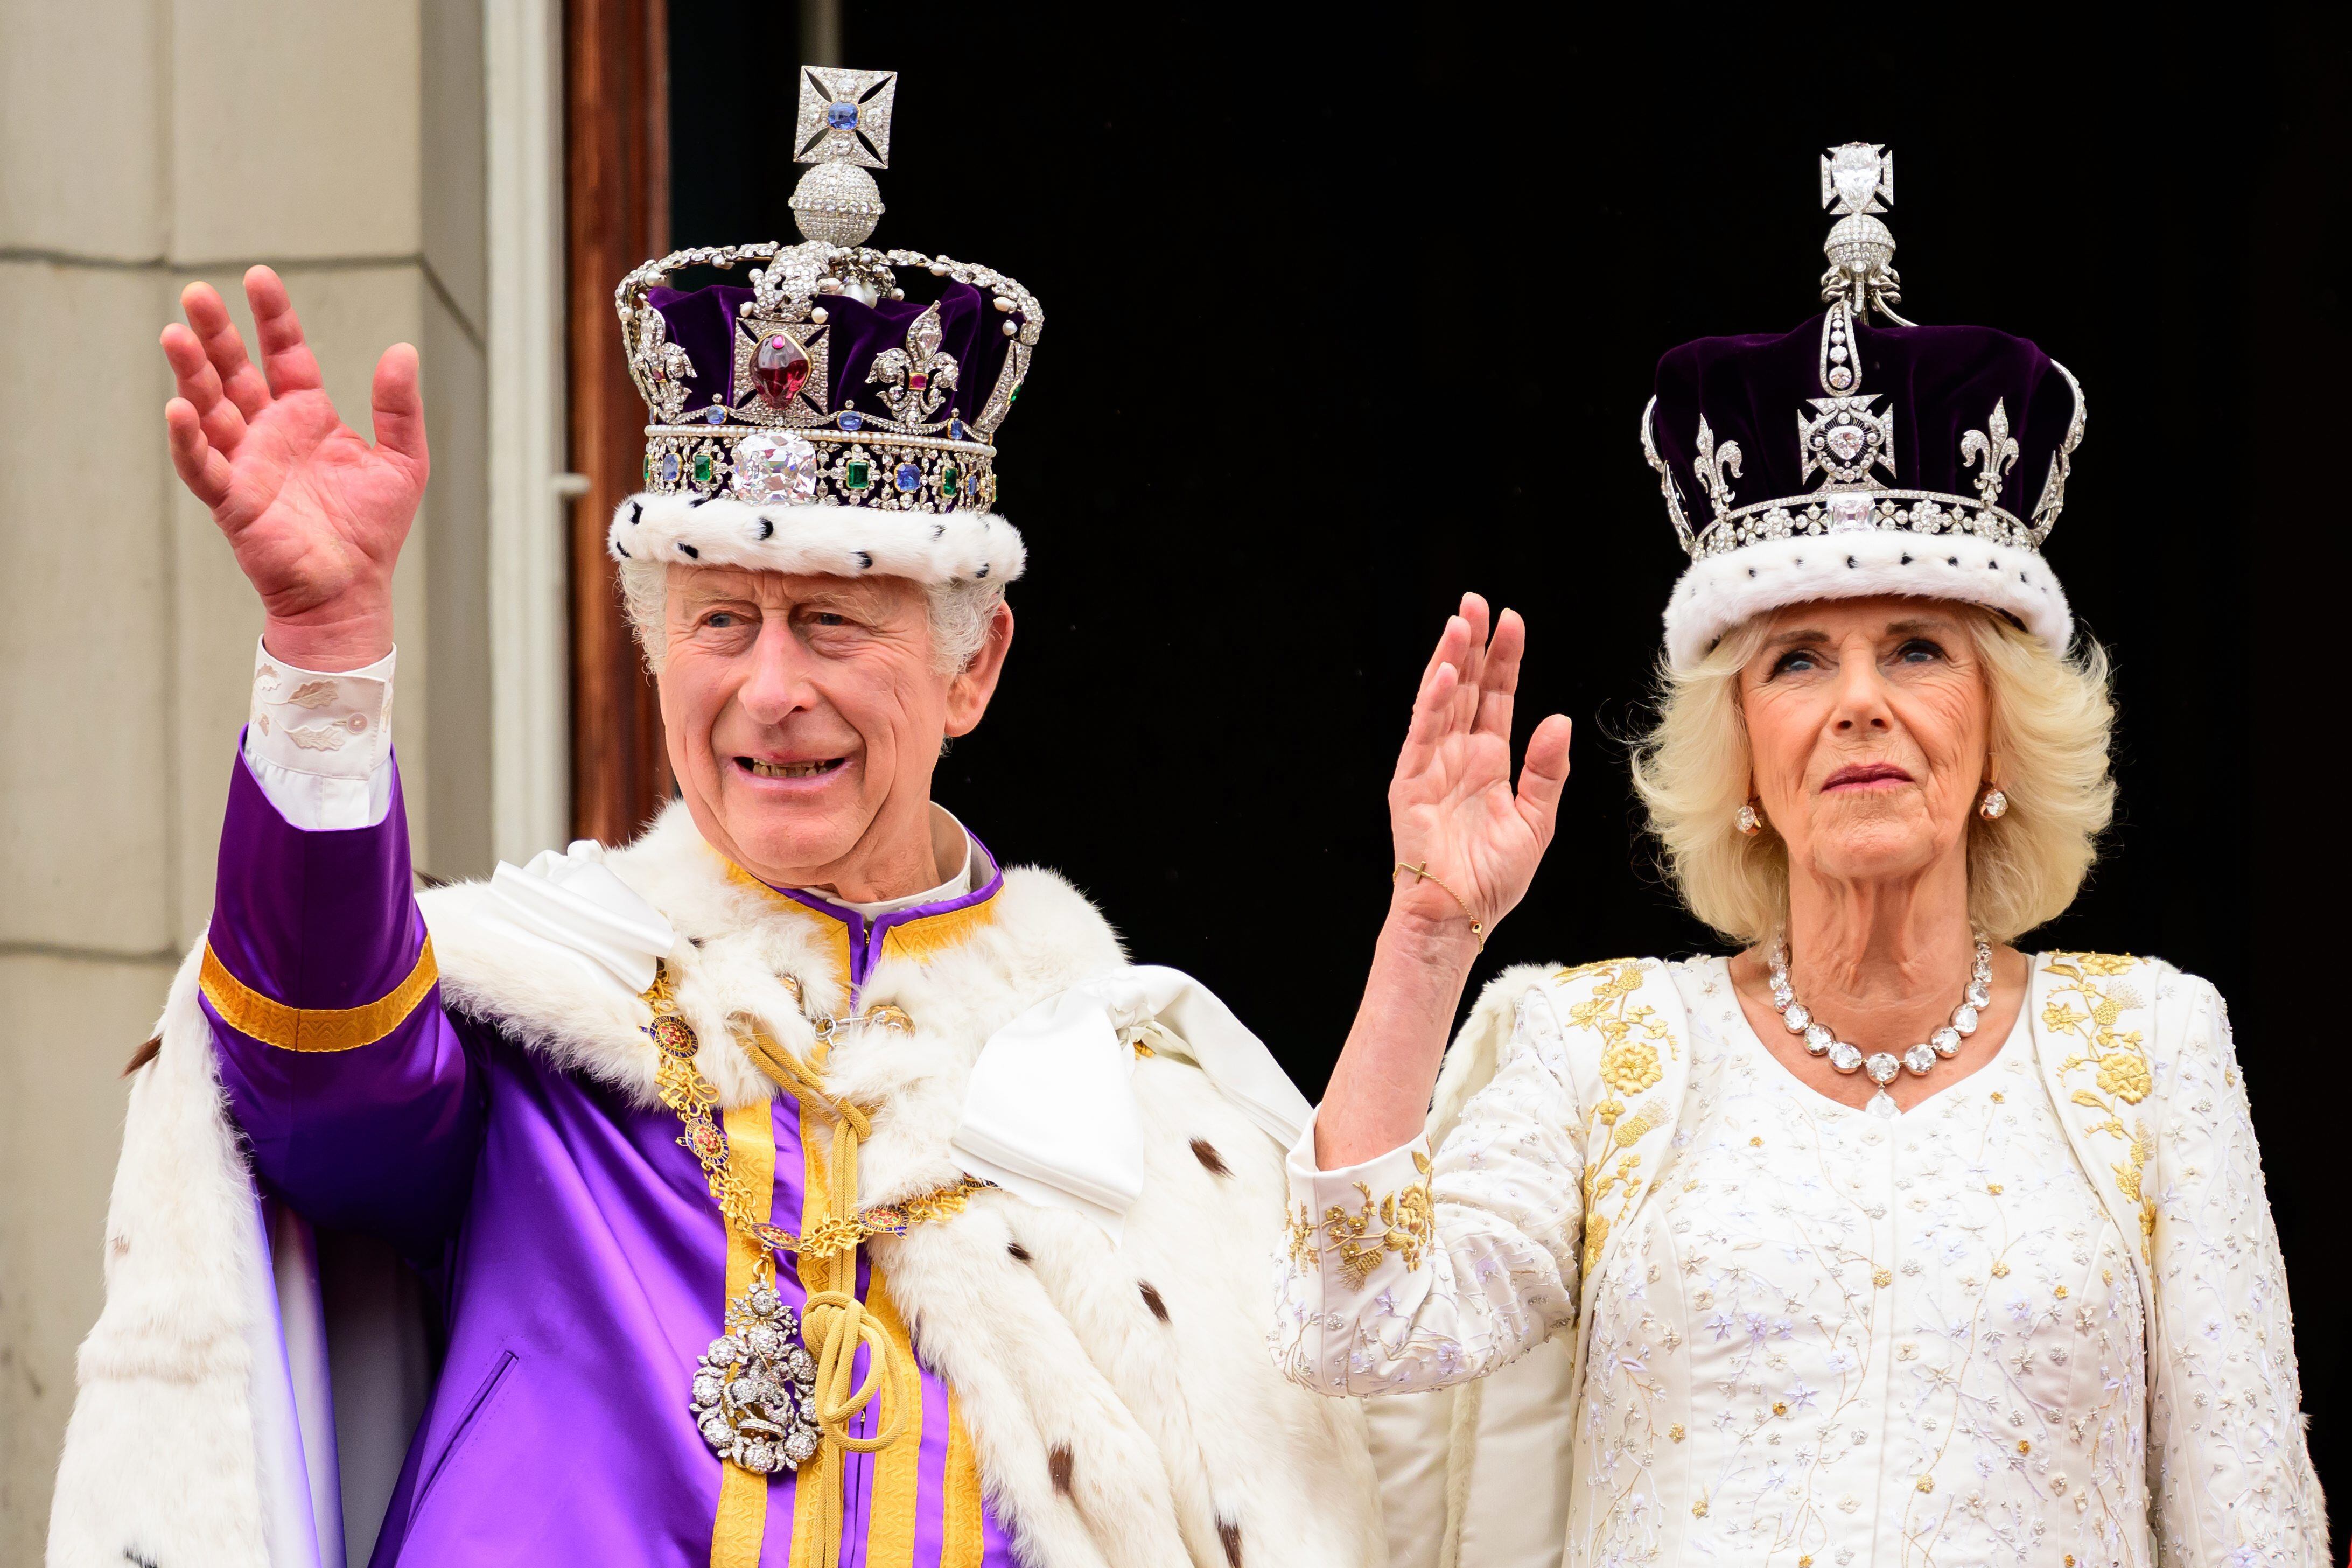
1628, 604, 2117, 946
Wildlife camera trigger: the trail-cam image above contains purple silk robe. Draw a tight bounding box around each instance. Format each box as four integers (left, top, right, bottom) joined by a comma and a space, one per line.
202, 747, 1017, 1566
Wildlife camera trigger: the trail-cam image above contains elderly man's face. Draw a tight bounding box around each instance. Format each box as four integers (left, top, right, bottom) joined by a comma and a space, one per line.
1738, 597, 1990, 888
659, 566, 1011, 898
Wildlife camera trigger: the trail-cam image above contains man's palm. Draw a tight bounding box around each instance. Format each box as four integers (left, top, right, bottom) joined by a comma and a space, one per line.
163, 267, 428, 631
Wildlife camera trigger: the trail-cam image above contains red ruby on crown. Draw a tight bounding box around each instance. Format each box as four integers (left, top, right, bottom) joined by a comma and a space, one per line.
752, 334, 811, 408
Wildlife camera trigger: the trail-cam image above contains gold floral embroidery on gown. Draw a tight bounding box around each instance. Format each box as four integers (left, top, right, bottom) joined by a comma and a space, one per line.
1270, 954, 2329, 1566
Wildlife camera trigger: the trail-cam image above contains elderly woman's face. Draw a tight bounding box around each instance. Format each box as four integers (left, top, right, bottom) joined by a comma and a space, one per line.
1739, 597, 1990, 886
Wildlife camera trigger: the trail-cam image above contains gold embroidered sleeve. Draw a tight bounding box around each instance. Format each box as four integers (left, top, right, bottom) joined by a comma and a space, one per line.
1271, 979, 1587, 1398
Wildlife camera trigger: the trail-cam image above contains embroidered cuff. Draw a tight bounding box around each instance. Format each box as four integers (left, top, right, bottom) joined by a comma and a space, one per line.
1283, 1114, 1437, 1294
200, 935, 438, 1052
248, 639, 396, 780
244, 640, 397, 830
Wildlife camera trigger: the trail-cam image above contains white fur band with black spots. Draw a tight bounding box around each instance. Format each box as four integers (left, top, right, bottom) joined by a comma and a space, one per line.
1663, 527, 2073, 670
606, 491, 1026, 586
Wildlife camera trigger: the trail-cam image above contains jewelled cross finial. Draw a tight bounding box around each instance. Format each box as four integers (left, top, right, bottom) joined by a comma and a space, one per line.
794, 66, 897, 169
1821, 143, 1892, 216
1817, 142, 1909, 327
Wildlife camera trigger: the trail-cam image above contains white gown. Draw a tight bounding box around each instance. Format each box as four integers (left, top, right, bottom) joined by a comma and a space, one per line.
1273, 955, 2328, 1567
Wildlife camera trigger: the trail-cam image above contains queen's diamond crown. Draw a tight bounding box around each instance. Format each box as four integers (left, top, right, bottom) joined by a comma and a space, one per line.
616, 66, 1041, 516
1639, 143, 2087, 565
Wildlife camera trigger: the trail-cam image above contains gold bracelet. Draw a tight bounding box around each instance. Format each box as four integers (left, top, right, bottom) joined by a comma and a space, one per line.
1392, 862, 1487, 952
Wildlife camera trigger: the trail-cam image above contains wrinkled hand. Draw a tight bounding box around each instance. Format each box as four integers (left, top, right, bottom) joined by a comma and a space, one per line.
1387, 593, 1572, 942
162, 266, 428, 669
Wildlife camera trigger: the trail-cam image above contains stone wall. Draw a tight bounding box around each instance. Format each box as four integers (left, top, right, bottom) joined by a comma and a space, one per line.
0, 1, 501, 1553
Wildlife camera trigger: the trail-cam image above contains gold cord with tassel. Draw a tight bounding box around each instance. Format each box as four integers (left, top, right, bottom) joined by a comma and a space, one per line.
645, 964, 982, 1568
744, 1031, 909, 1568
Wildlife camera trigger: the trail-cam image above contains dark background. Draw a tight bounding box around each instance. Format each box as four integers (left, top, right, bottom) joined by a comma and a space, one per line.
671, 4, 2350, 1544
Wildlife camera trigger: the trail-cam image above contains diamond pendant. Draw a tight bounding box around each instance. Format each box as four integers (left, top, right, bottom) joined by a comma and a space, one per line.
1866, 1089, 1899, 1118
689, 1282, 822, 1475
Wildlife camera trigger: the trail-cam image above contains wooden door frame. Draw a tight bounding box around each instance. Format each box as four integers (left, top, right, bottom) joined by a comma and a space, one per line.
563, 0, 672, 844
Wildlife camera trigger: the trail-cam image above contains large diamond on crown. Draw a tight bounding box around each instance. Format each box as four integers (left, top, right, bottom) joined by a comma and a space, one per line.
732, 432, 822, 505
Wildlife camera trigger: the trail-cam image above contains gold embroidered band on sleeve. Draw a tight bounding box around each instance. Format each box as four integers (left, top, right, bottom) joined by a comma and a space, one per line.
1311, 1151, 1436, 1291
199, 936, 439, 1053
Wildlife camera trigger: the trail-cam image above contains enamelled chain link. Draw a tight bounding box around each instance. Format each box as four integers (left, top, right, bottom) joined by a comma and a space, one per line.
1767, 935, 1993, 1117
644, 965, 827, 1476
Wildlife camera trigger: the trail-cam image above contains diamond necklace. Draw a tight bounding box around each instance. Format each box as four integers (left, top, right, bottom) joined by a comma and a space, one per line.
1765, 935, 1993, 1118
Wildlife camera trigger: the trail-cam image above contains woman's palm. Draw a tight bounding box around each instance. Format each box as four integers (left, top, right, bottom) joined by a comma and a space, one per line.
1389, 597, 1573, 929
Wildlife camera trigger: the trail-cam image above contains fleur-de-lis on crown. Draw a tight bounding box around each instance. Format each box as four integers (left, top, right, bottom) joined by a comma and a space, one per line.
866, 302, 959, 425
1960, 399, 2020, 509
1692, 416, 1742, 522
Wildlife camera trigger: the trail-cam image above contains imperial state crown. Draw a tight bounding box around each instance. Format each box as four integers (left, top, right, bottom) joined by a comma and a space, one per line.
607, 65, 1037, 589
1644, 144, 2087, 668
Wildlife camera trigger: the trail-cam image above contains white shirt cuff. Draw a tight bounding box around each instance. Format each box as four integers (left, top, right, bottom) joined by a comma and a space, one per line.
243, 639, 397, 831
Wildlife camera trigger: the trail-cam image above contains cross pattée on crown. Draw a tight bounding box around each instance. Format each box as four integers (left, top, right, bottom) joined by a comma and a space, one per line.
1821, 143, 1892, 216
794, 66, 898, 169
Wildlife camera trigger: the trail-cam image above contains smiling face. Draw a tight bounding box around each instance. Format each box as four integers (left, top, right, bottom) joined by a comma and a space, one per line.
657, 565, 1012, 900
1738, 597, 1991, 890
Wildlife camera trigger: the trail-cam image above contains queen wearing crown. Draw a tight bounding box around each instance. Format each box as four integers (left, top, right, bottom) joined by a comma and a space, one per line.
50, 67, 1382, 1568
1277, 146, 2328, 1567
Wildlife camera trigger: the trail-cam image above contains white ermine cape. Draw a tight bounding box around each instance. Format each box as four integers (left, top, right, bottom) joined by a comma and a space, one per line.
52, 807, 1385, 1568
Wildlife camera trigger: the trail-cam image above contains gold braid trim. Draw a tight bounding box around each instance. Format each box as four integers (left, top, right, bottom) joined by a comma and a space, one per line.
201, 936, 439, 1052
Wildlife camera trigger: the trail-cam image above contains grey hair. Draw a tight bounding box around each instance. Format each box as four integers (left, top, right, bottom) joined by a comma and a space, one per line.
619, 562, 1005, 675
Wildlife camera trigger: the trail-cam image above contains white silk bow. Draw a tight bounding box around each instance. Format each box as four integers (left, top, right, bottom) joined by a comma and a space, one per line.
951, 965, 1313, 1242
479, 839, 677, 997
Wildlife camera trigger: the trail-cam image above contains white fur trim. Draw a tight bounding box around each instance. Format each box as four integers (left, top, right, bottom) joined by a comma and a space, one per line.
53, 802, 1377, 1568
1662, 527, 2073, 669
606, 491, 1025, 586
47, 947, 277, 1567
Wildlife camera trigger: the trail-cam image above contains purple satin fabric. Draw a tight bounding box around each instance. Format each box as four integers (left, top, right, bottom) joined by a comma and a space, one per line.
205, 750, 1015, 1566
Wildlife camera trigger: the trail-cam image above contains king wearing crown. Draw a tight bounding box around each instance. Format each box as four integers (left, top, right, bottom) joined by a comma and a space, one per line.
50, 66, 1382, 1568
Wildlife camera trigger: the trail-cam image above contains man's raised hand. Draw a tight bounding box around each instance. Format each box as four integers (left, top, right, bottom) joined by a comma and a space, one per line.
1386, 593, 1573, 944
162, 266, 428, 671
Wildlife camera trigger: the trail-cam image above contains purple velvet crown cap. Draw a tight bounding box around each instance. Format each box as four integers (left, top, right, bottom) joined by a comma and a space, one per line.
646, 276, 1014, 427
1648, 313, 2080, 528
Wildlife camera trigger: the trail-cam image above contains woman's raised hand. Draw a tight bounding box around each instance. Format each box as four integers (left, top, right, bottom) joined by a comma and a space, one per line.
1387, 593, 1573, 945
161, 267, 429, 670
1317, 594, 1573, 1167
